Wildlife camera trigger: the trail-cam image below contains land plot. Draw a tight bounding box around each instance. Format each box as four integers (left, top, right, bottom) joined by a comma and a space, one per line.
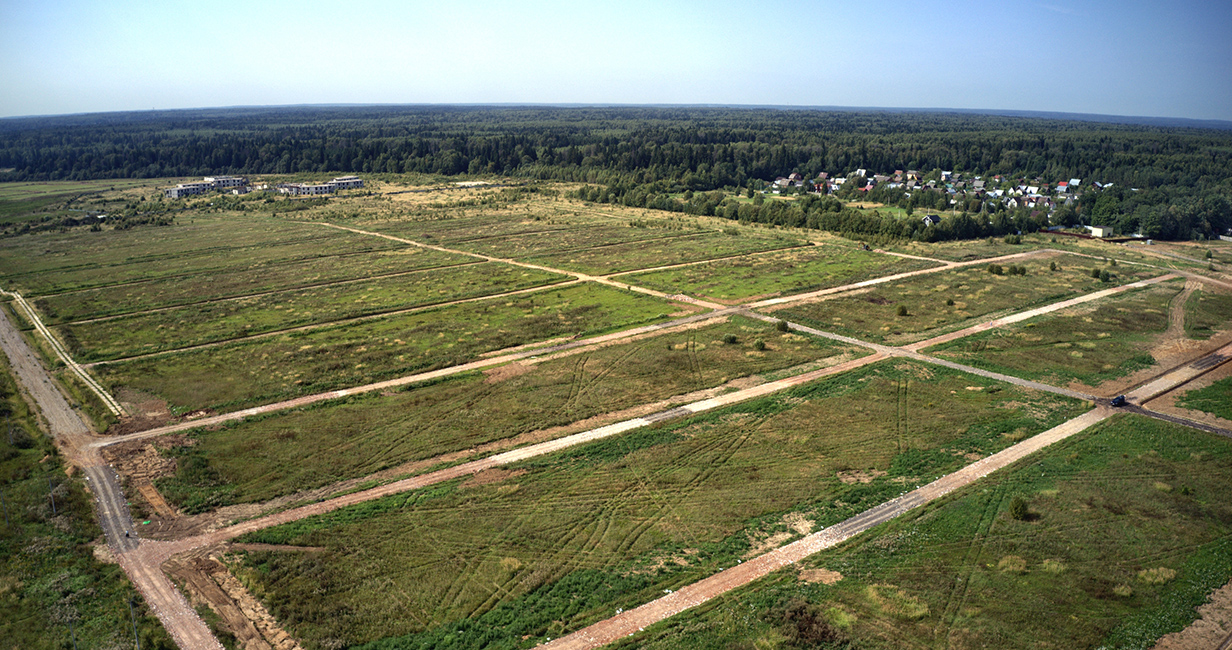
768, 253, 1157, 346
0, 215, 404, 295
880, 236, 1049, 262
1184, 288, 1232, 340
927, 280, 1183, 390
34, 247, 468, 323
95, 283, 680, 414
58, 262, 567, 361
437, 224, 708, 260
360, 208, 615, 245
624, 245, 941, 304
154, 316, 860, 510
1179, 376, 1232, 422
0, 178, 159, 225
531, 230, 807, 275
230, 361, 1085, 649
622, 415, 1232, 650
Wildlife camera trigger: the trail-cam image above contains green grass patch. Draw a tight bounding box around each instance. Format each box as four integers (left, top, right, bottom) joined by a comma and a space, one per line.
229, 360, 1084, 649
624, 245, 940, 304
58, 262, 567, 361
153, 316, 858, 508
33, 246, 467, 323
928, 281, 1181, 388
1178, 376, 1232, 421
529, 230, 806, 275
0, 213, 404, 295
771, 252, 1158, 345
97, 282, 683, 414
1184, 288, 1232, 340
619, 414, 1232, 650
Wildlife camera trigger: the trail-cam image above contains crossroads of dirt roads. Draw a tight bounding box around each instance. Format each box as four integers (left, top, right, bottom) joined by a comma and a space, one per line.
4, 226, 1231, 650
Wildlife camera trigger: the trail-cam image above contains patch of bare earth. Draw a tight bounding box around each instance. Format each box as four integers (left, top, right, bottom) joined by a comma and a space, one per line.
460, 467, 526, 489
745, 512, 815, 559
798, 568, 843, 585
483, 361, 533, 383
837, 469, 887, 484
167, 551, 305, 650
1152, 580, 1232, 650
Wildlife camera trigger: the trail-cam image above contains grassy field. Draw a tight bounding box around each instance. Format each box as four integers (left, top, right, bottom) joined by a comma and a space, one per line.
528, 229, 806, 275
0, 178, 163, 226
230, 361, 1086, 649
620, 415, 1232, 650
33, 246, 469, 323
154, 316, 863, 510
623, 245, 941, 304
767, 253, 1159, 345
0, 348, 173, 649
1184, 287, 1232, 340
95, 283, 683, 414
926, 280, 1182, 389
0, 214, 405, 295
1178, 377, 1232, 421
57, 262, 567, 361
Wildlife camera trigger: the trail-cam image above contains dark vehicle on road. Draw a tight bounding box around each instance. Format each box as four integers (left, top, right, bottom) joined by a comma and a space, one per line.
1110, 395, 1126, 407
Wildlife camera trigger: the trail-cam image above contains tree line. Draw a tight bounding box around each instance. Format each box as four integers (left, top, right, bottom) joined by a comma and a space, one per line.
1, 105, 1229, 239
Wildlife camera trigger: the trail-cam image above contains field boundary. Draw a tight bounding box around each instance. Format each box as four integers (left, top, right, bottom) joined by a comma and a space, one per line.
0, 288, 123, 415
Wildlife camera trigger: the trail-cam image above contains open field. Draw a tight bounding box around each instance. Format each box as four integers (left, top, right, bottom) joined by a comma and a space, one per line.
57, 262, 567, 360
94, 282, 682, 414
619, 415, 1232, 650
926, 280, 1185, 390
0, 214, 406, 295
150, 316, 863, 510
33, 246, 469, 323
528, 230, 805, 275
623, 244, 941, 304
227, 361, 1086, 649
1179, 377, 1232, 421
1184, 287, 1232, 340
0, 178, 164, 225
766, 252, 1159, 345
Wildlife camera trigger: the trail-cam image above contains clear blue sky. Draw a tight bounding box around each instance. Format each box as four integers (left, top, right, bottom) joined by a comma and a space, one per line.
2, 0, 1230, 121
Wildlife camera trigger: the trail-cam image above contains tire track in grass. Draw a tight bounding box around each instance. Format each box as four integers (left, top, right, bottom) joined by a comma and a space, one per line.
937, 485, 1004, 646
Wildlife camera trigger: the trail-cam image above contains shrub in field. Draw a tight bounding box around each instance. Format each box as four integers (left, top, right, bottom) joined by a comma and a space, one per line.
945, 298, 955, 306
722, 334, 738, 344
776, 320, 790, 332
1091, 268, 1102, 278
753, 339, 766, 351
1050, 261, 1058, 271
1009, 495, 1029, 520
896, 305, 908, 317
988, 263, 1004, 275
1099, 269, 1112, 282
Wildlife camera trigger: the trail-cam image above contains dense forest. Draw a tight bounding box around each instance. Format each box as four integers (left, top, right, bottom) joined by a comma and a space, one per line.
1, 106, 1230, 240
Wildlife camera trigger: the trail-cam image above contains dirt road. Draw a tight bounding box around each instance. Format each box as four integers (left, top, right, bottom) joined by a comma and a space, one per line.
0, 306, 223, 650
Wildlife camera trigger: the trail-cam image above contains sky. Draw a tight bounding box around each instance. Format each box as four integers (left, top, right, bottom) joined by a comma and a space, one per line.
2, 0, 1230, 121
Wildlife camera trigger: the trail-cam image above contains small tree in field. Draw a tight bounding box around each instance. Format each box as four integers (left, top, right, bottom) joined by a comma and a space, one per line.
896, 304, 909, 317
1009, 495, 1029, 521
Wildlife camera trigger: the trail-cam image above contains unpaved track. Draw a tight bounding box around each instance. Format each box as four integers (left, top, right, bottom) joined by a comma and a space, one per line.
0, 307, 223, 649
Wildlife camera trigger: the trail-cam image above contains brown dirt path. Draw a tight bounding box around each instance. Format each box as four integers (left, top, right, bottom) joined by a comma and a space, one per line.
1152, 580, 1232, 650
0, 307, 223, 649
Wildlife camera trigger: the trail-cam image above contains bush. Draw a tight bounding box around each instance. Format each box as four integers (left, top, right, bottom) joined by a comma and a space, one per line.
722, 334, 738, 344
896, 305, 909, 317
1004, 234, 1022, 244
945, 298, 955, 306
987, 263, 1004, 275
1049, 261, 1057, 271
1091, 268, 1102, 279
1009, 495, 1029, 520
753, 339, 766, 351
775, 320, 790, 332
1099, 269, 1112, 282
